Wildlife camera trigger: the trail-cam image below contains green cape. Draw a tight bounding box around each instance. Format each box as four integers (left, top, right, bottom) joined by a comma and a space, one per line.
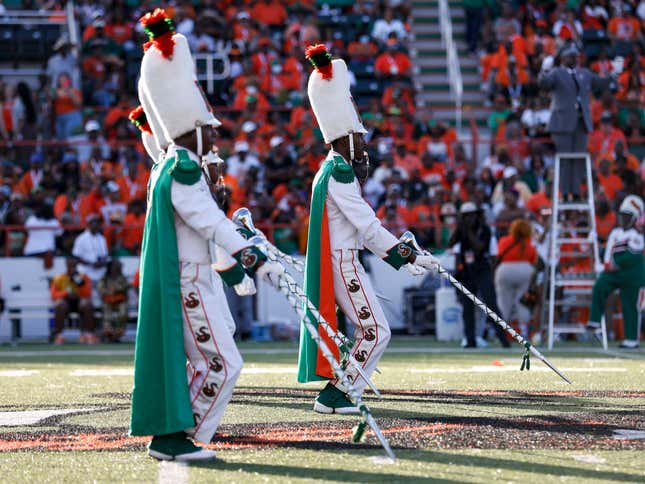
130, 151, 201, 436
297, 155, 354, 383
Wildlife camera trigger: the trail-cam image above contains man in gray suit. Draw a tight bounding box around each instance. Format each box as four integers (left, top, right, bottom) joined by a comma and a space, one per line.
538, 43, 620, 200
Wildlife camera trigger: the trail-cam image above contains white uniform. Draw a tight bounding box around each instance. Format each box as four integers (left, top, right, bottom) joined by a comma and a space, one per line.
324, 150, 402, 394
150, 143, 250, 443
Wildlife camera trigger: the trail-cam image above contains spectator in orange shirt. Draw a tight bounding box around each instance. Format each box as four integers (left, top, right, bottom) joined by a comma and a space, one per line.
608, 6, 641, 41
232, 11, 258, 46
232, 83, 271, 112
591, 47, 613, 76
393, 141, 421, 175
374, 44, 412, 79
525, 181, 553, 217
53, 186, 81, 225
50, 256, 96, 345
382, 81, 415, 115
597, 158, 624, 201
251, 0, 288, 26
78, 177, 105, 225
104, 9, 133, 44
120, 200, 145, 255
419, 152, 446, 186
494, 219, 538, 336
104, 96, 134, 134
594, 195, 616, 243
117, 157, 148, 204
15, 152, 43, 198
616, 61, 645, 102
52, 72, 82, 139
591, 89, 617, 128
588, 112, 628, 162
604, 140, 641, 172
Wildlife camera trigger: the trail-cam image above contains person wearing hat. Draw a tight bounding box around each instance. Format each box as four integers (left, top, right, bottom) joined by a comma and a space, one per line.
297, 45, 439, 414
46, 34, 80, 90
539, 41, 622, 200
449, 202, 510, 348
130, 10, 283, 461
226, 139, 261, 182
588, 195, 645, 349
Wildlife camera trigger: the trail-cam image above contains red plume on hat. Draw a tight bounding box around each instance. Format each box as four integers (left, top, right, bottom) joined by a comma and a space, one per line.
128, 105, 152, 134
305, 44, 333, 80
140, 8, 175, 59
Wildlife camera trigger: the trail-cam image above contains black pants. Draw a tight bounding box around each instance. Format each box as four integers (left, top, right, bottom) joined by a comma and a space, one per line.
464, 7, 483, 53
457, 268, 509, 347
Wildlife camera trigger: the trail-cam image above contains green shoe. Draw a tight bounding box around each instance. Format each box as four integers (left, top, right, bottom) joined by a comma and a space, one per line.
313, 383, 359, 414
148, 432, 216, 461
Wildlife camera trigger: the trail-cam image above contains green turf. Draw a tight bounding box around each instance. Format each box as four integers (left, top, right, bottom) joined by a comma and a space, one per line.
0, 339, 644, 483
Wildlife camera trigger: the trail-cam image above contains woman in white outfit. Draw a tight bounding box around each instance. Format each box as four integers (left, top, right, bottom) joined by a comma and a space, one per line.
494, 219, 537, 336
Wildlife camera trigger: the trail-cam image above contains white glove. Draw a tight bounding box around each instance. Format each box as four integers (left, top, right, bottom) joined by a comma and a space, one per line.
541, 55, 554, 73
233, 274, 256, 296
611, 56, 624, 75
403, 262, 426, 276
256, 260, 286, 286
413, 253, 441, 274
594, 262, 605, 274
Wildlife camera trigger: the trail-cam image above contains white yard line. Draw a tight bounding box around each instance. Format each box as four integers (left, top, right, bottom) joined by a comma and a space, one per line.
409, 367, 628, 374
0, 408, 98, 426
0, 369, 39, 377
158, 461, 188, 484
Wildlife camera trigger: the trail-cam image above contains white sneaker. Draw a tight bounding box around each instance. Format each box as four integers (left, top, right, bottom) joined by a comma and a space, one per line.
619, 340, 640, 349
476, 336, 489, 348
149, 448, 217, 461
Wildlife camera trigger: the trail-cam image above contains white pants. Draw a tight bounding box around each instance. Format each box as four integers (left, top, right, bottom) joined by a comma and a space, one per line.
331, 249, 391, 394
494, 262, 534, 324
179, 262, 243, 444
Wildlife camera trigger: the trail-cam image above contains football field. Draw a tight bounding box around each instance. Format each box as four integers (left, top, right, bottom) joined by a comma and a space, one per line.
0, 338, 644, 483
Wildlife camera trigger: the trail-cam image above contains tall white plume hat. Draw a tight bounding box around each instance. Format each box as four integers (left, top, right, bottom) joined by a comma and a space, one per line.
306, 44, 366, 144
138, 9, 221, 147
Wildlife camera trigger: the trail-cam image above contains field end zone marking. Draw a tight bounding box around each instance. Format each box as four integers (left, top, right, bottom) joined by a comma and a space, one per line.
158, 461, 188, 484
0, 408, 98, 426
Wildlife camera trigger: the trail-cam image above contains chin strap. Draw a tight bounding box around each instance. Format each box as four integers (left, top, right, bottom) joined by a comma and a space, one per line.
196, 125, 203, 157
348, 133, 354, 162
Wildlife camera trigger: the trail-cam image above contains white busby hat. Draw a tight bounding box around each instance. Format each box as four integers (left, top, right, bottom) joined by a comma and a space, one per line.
137, 79, 169, 152
619, 195, 644, 219
139, 9, 221, 144
306, 44, 366, 144
128, 105, 163, 162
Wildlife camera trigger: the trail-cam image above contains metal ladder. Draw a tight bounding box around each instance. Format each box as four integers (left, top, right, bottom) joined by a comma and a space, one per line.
547, 153, 607, 350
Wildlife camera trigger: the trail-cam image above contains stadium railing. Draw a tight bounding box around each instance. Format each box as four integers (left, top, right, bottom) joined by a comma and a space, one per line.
438, 0, 463, 131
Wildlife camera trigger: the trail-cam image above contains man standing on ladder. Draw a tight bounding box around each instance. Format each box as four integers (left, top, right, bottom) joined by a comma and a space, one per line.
539, 43, 621, 201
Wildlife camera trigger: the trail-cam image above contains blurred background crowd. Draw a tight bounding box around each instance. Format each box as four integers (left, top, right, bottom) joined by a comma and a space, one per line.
0, 0, 642, 260
0, 1, 642, 344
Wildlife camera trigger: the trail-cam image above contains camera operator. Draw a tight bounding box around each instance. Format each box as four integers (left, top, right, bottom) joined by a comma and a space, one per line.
449, 202, 510, 348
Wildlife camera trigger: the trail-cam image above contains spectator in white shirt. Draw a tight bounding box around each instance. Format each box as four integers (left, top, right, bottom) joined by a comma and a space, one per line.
72, 215, 109, 283
371, 8, 407, 43
23, 202, 62, 256
226, 140, 262, 182
520, 98, 551, 138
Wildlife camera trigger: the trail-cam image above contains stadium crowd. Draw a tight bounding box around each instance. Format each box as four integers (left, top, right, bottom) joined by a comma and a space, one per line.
0, 1, 643, 343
